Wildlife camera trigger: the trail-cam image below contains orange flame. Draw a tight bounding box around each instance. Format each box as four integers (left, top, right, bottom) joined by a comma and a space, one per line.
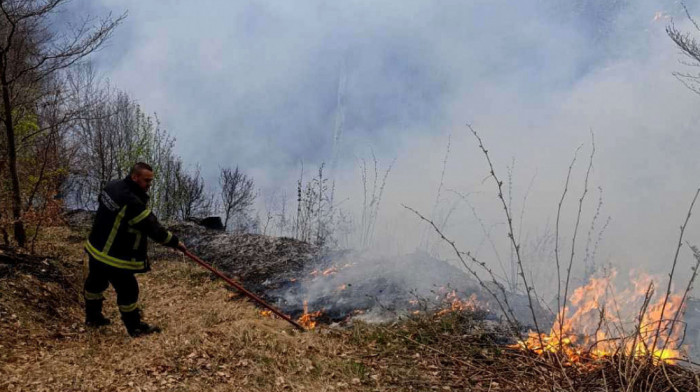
436, 291, 479, 317
322, 267, 337, 276
297, 300, 323, 329
515, 271, 684, 365
310, 266, 339, 278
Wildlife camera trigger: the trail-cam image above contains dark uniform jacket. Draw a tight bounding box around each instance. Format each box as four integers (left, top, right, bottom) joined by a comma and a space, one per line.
85, 177, 179, 273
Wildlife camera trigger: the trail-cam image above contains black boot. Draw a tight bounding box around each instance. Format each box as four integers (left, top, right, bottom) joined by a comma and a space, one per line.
121, 309, 161, 337
85, 299, 111, 327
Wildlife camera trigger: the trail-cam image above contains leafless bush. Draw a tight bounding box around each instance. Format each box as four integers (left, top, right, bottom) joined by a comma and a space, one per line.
63, 69, 202, 220
294, 163, 344, 247
358, 153, 395, 249
173, 164, 212, 220
413, 125, 700, 392
219, 166, 255, 232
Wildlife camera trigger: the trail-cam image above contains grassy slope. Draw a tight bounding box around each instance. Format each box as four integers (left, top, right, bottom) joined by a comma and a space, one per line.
2, 226, 698, 392
1, 227, 369, 392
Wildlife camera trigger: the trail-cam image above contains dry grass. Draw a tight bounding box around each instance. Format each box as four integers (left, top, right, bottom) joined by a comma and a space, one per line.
1, 226, 700, 391
347, 311, 700, 391
0, 227, 362, 392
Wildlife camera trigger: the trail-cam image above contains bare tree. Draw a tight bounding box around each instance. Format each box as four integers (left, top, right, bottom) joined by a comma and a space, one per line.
219, 166, 255, 231
667, 6, 700, 94
0, 0, 123, 246
63, 65, 185, 220
174, 164, 211, 220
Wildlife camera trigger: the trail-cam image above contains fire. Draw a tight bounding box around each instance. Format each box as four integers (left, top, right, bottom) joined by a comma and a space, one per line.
336, 284, 347, 292
515, 271, 685, 365
259, 310, 273, 318
310, 266, 339, 277
322, 267, 337, 276
297, 300, 323, 329
436, 291, 479, 317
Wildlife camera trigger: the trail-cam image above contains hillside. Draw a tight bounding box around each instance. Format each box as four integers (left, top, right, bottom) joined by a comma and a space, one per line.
1, 225, 699, 392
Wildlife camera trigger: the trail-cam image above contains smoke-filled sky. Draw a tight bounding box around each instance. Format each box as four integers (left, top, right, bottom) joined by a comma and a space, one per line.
69, 0, 700, 293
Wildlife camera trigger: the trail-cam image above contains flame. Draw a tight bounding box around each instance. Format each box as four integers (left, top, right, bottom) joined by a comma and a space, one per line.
336, 284, 347, 292
322, 267, 337, 276
297, 300, 323, 329
259, 310, 273, 318
515, 271, 684, 365
309, 266, 338, 277
436, 291, 479, 317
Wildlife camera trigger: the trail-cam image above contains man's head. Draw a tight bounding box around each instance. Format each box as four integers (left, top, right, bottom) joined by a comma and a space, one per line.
130, 162, 154, 192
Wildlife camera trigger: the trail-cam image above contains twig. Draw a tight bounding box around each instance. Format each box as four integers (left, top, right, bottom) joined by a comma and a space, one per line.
468, 124, 543, 346
402, 204, 522, 339
582, 186, 604, 279
377, 326, 488, 374
652, 188, 700, 354
449, 189, 512, 287
662, 241, 700, 354
516, 169, 538, 290
662, 361, 681, 392
554, 144, 583, 345
561, 130, 595, 349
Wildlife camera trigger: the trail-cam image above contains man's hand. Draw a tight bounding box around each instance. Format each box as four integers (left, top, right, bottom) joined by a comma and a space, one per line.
177, 241, 187, 252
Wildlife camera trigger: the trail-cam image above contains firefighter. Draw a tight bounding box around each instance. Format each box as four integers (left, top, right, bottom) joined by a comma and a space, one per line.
83, 162, 187, 337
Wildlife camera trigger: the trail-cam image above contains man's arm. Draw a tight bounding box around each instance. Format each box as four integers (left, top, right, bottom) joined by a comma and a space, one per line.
127, 203, 182, 249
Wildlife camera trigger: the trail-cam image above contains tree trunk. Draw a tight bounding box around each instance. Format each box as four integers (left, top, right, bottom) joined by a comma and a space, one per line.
1, 74, 27, 247
224, 208, 231, 231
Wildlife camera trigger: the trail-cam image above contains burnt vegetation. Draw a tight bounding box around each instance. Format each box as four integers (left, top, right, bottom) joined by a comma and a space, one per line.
3, 1, 700, 392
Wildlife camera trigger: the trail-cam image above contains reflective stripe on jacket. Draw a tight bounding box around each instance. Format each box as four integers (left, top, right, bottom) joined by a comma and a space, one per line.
85, 177, 179, 272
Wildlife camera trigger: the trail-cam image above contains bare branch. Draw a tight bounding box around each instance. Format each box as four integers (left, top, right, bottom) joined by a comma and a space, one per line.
652, 188, 700, 352
468, 124, 543, 345
560, 130, 595, 347
402, 203, 523, 339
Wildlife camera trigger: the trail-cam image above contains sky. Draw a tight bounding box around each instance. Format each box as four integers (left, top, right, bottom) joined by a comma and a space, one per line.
63, 0, 700, 295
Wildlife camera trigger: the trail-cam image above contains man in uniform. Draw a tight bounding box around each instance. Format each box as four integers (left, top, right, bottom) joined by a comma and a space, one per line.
83, 162, 186, 337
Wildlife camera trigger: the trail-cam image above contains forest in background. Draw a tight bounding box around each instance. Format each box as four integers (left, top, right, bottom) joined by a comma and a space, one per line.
0, 1, 372, 253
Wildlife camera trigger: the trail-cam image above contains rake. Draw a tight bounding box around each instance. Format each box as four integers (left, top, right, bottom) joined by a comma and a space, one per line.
182, 249, 306, 331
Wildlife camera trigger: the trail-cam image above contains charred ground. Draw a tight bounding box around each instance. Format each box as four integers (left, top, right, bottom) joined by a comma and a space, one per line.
168, 221, 550, 328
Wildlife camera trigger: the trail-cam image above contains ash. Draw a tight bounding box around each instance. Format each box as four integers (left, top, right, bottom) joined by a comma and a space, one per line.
170, 221, 550, 329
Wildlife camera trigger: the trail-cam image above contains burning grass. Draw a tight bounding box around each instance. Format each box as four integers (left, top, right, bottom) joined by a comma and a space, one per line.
515, 271, 686, 367
348, 310, 700, 391
3, 226, 700, 391
298, 300, 323, 329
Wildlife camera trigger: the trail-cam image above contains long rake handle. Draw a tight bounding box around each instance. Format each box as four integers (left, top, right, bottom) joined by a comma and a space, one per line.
182, 249, 306, 331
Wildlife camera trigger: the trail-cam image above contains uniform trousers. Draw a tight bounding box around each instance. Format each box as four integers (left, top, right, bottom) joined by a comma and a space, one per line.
83, 255, 139, 313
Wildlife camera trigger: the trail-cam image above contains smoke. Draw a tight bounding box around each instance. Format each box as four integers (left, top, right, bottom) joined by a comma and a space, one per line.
78, 1, 700, 296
